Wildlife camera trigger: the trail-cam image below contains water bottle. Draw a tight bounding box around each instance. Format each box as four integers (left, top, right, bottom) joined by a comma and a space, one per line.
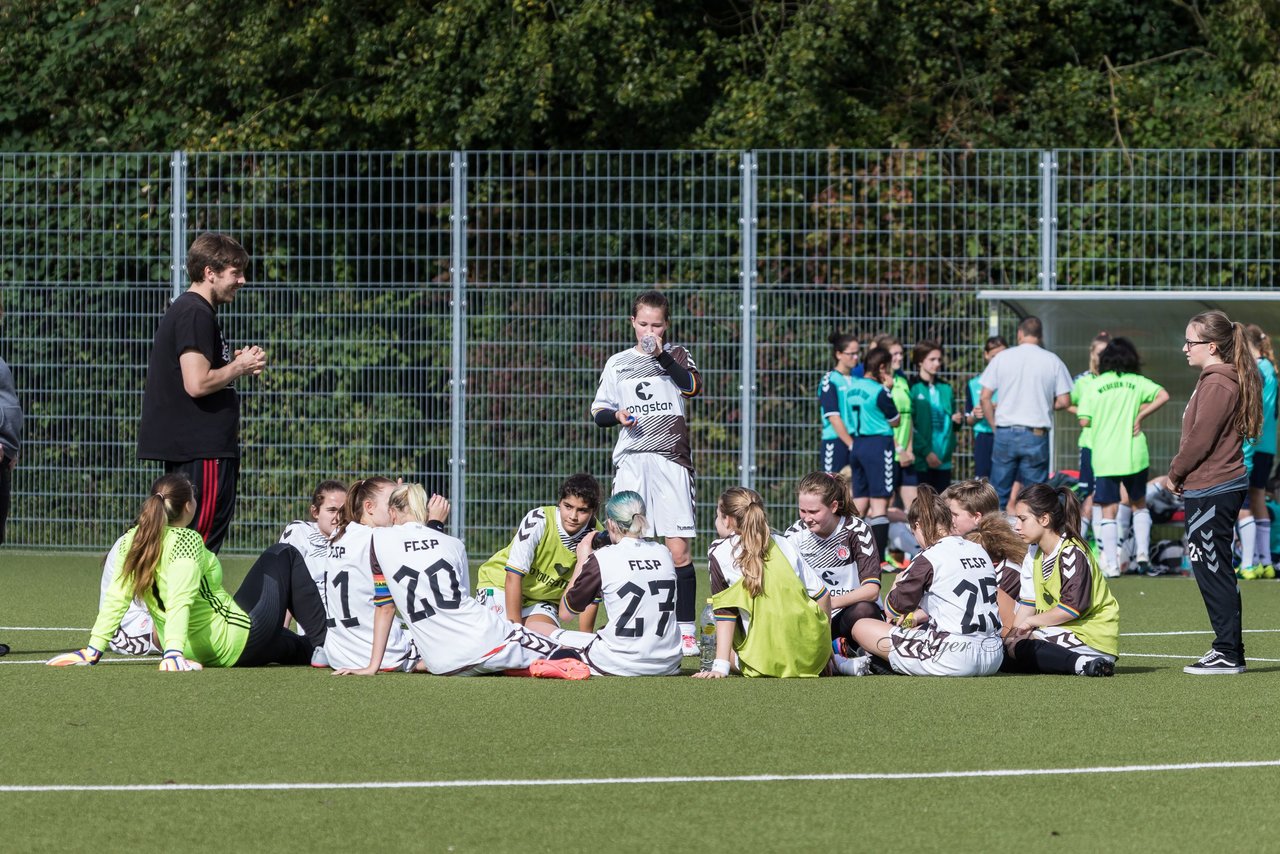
641, 333, 659, 355
698, 599, 717, 672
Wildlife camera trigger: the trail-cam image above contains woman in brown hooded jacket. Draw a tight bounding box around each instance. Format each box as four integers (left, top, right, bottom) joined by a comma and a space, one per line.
1169, 310, 1262, 675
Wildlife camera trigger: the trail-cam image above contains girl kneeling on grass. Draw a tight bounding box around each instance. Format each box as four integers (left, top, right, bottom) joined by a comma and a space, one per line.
49, 473, 328, 671
852, 485, 1003, 677
694, 487, 831, 678
1006, 483, 1118, 677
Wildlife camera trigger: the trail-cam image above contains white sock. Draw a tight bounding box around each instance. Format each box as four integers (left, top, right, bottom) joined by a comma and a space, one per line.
832, 654, 870, 676
1099, 519, 1119, 570
679, 622, 696, 638
1091, 504, 1103, 540
1238, 516, 1257, 568
1133, 508, 1152, 561
1117, 503, 1133, 542
1256, 518, 1272, 565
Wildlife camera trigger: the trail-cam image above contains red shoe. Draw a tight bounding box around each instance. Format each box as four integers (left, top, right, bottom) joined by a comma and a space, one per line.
529, 658, 590, 680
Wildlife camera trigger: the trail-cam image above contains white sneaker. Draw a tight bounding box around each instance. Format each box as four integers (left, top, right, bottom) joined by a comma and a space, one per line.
1101, 561, 1121, 579
833, 654, 871, 677
310, 647, 329, 668
680, 632, 699, 657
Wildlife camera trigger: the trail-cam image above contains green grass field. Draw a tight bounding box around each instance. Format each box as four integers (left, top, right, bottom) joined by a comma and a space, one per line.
4, 552, 1280, 853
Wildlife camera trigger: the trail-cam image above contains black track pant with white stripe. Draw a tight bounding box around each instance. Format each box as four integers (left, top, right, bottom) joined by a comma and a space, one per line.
1185, 488, 1246, 662
233, 543, 328, 667
166, 457, 239, 554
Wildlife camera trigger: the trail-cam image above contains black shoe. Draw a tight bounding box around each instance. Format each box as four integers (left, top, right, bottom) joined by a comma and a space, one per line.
0, 642, 9, 657
1136, 560, 1153, 575
1183, 650, 1245, 675
867, 655, 897, 676
1080, 657, 1115, 677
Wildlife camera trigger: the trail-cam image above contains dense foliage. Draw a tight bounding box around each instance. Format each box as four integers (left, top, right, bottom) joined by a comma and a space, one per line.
2, 0, 1278, 151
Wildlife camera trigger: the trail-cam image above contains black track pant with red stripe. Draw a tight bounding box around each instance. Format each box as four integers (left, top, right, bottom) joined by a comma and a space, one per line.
166, 457, 239, 555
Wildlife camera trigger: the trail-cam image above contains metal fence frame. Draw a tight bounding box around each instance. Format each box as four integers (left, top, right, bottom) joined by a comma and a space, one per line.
3, 148, 1277, 555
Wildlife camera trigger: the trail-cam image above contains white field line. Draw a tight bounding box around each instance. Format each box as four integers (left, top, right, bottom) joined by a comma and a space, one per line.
4, 759, 1280, 793
0, 657, 159, 666
1122, 652, 1280, 663
0, 626, 91, 632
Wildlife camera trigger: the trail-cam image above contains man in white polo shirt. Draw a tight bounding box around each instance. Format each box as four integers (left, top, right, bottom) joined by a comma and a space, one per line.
979, 316, 1073, 508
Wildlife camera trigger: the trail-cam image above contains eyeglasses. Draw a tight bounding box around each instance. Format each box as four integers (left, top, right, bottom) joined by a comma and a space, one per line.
840, 350, 859, 357
1184, 339, 1211, 348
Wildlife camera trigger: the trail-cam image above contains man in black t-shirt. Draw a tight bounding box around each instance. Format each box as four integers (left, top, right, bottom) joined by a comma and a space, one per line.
137, 233, 267, 553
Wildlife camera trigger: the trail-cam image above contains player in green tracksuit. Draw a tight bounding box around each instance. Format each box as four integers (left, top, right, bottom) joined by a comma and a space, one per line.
475, 473, 603, 634
48, 472, 328, 670
1076, 337, 1169, 576
909, 340, 961, 493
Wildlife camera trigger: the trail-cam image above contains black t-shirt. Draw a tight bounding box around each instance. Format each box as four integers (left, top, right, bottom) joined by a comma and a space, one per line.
137, 291, 239, 461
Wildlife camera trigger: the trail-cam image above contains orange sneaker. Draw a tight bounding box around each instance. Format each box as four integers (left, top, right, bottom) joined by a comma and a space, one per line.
529, 658, 590, 681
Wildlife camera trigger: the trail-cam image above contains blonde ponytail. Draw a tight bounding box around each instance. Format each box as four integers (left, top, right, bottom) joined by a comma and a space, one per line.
121, 473, 194, 599
719, 487, 773, 598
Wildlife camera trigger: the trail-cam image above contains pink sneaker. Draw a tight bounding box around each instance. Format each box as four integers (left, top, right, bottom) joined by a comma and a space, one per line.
529, 658, 590, 681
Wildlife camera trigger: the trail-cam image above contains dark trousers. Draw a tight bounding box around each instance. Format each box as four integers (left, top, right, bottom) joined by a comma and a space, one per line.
232, 543, 328, 667
1186, 489, 1247, 661
166, 458, 239, 554
0, 451, 10, 545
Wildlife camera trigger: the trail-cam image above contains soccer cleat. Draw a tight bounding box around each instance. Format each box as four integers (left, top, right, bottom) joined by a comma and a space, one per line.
866, 655, 897, 676
1135, 560, 1153, 576
680, 632, 699, 657
0, 642, 8, 657
529, 658, 590, 680
1262, 564, 1276, 580
832, 654, 871, 676
1101, 561, 1121, 579
310, 647, 330, 669
1241, 565, 1261, 580
1183, 650, 1245, 675
1080, 657, 1115, 677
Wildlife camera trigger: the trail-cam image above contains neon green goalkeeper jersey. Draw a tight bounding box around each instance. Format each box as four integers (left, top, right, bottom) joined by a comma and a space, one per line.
90, 526, 250, 666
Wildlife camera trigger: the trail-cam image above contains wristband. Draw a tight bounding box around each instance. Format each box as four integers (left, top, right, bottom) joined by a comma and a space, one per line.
711, 658, 731, 676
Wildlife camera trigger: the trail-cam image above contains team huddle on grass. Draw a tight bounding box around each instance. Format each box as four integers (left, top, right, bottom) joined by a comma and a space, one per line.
34, 265, 1260, 678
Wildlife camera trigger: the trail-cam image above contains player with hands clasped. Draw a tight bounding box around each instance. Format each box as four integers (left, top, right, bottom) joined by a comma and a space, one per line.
321, 477, 419, 674
851, 485, 1003, 677
592, 290, 703, 656
49, 472, 329, 671
547, 491, 682, 676
1005, 483, 1119, 676
695, 487, 831, 679
366, 484, 579, 679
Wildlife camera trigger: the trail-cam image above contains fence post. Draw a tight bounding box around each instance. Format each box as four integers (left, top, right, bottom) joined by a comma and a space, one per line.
449, 152, 469, 540
738, 152, 758, 488
1037, 149, 1058, 291
170, 150, 187, 300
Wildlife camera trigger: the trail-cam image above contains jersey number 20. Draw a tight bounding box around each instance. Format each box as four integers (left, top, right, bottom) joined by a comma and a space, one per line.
395, 560, 463, 622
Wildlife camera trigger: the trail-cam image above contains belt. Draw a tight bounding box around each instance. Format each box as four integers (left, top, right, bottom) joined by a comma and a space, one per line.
998, 425, 1047, 436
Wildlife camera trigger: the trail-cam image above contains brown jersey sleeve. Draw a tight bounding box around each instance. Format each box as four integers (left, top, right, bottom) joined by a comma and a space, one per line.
886, 553, 935, 617
1057, 545, 1093, 617
996, 560, 1021, 599
563, 554, 603, 614
850, 520, 882, 585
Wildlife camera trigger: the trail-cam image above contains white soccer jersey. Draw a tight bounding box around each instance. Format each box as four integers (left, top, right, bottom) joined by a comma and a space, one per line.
783, 516, 881, 602
279, 519, 331, 589
562, 538, 682, 676
373, 522, 533, 675
321, 523, 415, 671
886, 535, 1001, 638
591, 345, 699, 471
99, 534, 158, 655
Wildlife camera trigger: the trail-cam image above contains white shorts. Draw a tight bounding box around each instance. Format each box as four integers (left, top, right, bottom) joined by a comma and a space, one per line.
453, 626, 560, 676
614, 454, 696, 539
1033, 625, 1117, 663
475, 588, 561, 627
888, 627, 1003, 677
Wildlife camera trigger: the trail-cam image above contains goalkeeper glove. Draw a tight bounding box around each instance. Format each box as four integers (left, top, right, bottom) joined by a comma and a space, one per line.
47, 646, 102, 666
159, 650, 203, 672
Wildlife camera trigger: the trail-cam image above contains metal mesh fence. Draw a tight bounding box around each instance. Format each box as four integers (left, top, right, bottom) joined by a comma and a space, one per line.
2, 149, 1277, 556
